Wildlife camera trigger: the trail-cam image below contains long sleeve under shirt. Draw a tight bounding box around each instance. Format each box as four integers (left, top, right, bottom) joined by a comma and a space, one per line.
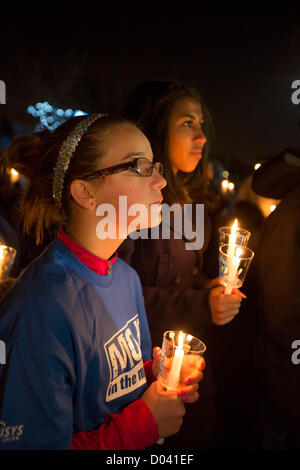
0, 229, 158, 450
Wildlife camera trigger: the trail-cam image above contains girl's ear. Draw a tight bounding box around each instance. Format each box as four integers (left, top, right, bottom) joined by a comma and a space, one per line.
70, 180, 96, 210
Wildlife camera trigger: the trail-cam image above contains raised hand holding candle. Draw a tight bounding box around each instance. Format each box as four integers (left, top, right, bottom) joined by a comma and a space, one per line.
156, 331, 206, 445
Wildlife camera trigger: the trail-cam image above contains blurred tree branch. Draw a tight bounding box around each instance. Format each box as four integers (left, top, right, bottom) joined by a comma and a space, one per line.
5, 45, 93, 114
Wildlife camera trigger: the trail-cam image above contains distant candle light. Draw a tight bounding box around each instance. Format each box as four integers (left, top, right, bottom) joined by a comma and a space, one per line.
254, 163, 261, 171
221, 179, 229, 192
10, 168, 20, 184
270, 204, 276, 213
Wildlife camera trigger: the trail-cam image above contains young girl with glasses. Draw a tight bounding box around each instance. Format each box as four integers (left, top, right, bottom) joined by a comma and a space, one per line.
0, 114, 204, 450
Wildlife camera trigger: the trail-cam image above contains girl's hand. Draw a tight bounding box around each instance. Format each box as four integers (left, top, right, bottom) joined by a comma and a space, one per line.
141, 381, 186, 438
209, 285, 247, 325
178, 356, 205, 403
151, 346, 205, 403
152, 347, 163, 378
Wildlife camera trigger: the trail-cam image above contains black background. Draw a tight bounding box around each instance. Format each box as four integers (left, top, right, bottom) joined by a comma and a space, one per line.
1, 12, 300, 169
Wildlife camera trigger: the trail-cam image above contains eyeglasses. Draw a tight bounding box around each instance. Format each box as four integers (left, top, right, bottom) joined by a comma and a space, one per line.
81, 157, 164, 179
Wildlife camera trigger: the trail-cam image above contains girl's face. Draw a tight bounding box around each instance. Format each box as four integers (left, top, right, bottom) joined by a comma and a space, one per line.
92, 123, 167, 236
168, 97, 207, 174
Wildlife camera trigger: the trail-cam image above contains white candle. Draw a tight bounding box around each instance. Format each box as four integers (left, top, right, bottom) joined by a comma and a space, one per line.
168, 331, 185, 389
225, 247, 243, 295
225, 219, 239, 294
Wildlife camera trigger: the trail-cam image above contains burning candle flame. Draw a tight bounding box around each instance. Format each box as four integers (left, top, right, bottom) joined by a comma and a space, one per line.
231, 219, 238, 235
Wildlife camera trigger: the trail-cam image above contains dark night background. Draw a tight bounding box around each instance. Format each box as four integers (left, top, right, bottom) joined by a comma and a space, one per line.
1, 13, 300, 175
0, 13, 300, 452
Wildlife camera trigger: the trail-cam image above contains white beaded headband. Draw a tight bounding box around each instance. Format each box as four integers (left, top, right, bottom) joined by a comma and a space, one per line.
52, 113, 106, 203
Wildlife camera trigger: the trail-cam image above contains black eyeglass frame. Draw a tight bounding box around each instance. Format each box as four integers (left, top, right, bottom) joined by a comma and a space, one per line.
81, 157, 163, 180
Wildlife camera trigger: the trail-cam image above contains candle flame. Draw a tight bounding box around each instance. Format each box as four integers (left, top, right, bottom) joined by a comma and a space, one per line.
231, 219, 238, 235
270, 204, 276, 213
11, 169, 19, 177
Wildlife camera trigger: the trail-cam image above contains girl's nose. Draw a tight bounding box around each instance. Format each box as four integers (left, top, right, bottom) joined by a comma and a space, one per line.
194, 127, 207, 145
152, 170, 167, 190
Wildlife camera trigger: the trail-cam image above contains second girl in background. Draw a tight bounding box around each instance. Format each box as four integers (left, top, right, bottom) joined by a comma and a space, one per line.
119, 80, 247, 449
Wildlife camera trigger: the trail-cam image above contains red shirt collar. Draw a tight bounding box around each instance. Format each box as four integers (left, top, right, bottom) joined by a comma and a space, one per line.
57, 227, 118, 276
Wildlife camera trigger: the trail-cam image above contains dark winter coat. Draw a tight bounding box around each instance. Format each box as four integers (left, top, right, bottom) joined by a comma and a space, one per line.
119, 207, 213, 347
252, 149, 300, 431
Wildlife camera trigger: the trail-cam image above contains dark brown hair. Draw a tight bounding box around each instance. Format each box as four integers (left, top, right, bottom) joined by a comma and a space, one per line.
1, 114, 131, 244
121, 80, 215, 205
